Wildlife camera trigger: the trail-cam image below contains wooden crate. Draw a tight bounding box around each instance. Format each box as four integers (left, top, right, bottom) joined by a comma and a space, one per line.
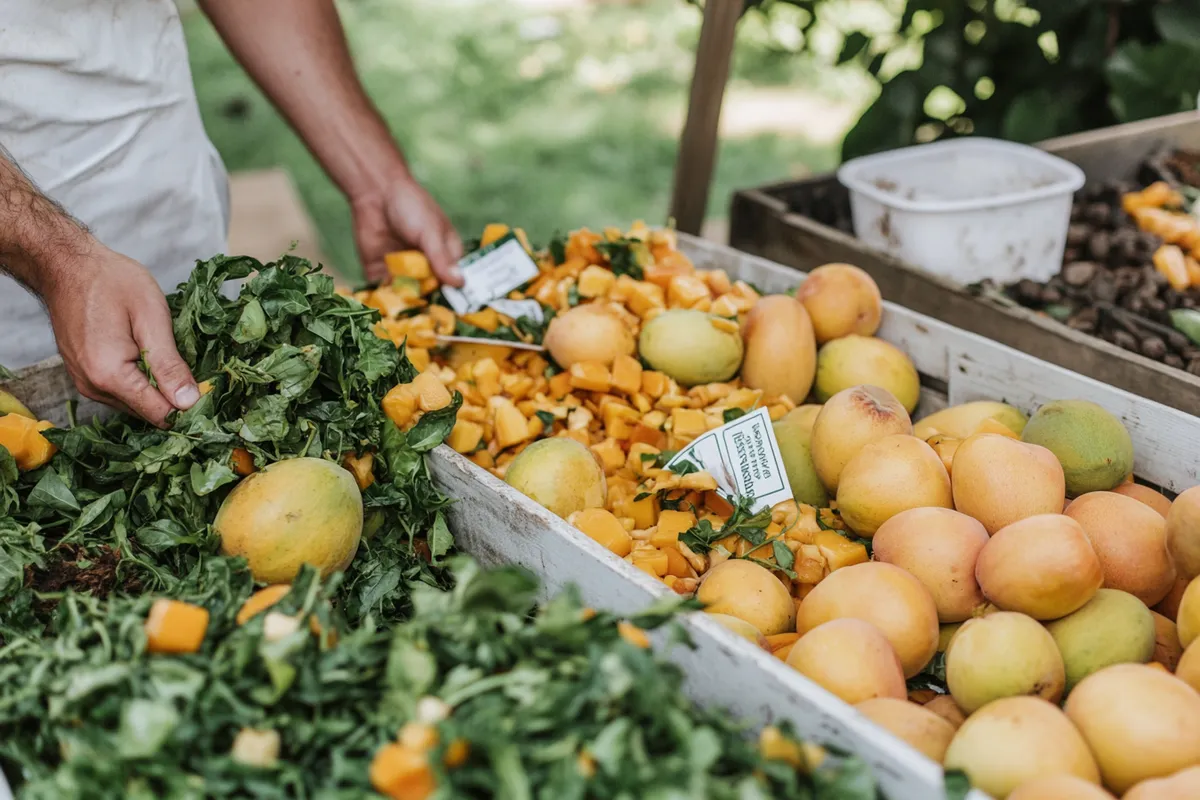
11, 235, 1200, 799
729, 111, 1200, 417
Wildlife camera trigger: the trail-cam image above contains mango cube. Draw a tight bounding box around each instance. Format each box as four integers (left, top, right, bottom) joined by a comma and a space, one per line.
578, 265, 617, 298
385, 250, 432, 280
569, 361, 612, 393
610, 355, 643, 396
447, 420, 484, 453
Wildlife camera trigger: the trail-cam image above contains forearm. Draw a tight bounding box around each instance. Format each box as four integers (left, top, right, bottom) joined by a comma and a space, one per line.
199, 0, 408, 201
0, 146, 91, 294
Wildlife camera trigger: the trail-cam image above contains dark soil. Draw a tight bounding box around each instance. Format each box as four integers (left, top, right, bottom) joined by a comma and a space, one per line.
26, 545, 139, 611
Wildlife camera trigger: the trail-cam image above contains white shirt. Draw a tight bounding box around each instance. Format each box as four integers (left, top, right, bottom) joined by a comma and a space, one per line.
0, 0, 229, 370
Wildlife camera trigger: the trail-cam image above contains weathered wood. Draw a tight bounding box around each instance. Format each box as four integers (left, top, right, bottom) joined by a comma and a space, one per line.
728, 114, 1200, 418
668, 0, 742, 235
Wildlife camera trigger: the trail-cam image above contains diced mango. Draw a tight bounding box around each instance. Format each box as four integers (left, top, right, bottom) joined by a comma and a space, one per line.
667, 274, 711, 308
590, 438, 626, 475
711, 294, 740, 318
631, 547, 670, 577
480, 223, 510, 247
568, 361, 612, 393
427, 305, 456, 335
626, 281, 666, 318
617, 621, 651, 648
342, 451, 375, 490
710, 317, 739, 335
572, 508, 633, 556
460, 307, 500, 332
500, 373, 535, 401
566, 228, 605, 265
577, 265, 617, 298
671, 408, 708, 439
0, 415, 56, 472
662, 546, 695, 579
613, 491, 659, 529
641, 371, 670, 399
601, 402, 640, 441
447, 420, 484, 453
370, 742, 435, 800
547, 371, 573, 400
229, 447, 256, 477
385, 251, 433, 280
383, 384, 420, 428
494, 402, 531, 450
469, 450, 495, 470
470, 358, 502, 399
405, 348, 431, 373
644, 250, 694, 289
412, 371, 453, 412
144, 598, 209, 655
704, 269, 733, 296
610, 355, 643, 396
651, 510, 697, 549
815, 530, 870, 572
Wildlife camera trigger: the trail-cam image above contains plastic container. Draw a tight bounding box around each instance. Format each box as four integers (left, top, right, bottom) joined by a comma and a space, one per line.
837, 137, 1086, 283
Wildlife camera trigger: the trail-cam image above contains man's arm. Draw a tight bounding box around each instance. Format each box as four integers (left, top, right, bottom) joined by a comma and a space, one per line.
0, 149, 199, 425
199, 0, 463, 285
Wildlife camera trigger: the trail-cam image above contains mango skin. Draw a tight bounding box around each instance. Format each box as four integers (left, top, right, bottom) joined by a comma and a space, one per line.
814, 335, 920, 413
216, 457, 363, 585
639, 309, 743, 387
913, 401, 1027, 441
1020, 400, 1134, 497
505, 438, 606, 519
944, 611, 1066, 713
773, 408, 829, 508
740, 295, 816, 404
1047, 589, 1156, 694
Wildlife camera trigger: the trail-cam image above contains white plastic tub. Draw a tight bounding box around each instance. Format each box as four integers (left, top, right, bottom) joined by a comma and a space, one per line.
837, 137, 1087, 284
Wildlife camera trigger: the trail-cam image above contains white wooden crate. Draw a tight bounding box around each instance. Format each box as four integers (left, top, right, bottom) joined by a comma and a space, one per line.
10, 234, 1200, 799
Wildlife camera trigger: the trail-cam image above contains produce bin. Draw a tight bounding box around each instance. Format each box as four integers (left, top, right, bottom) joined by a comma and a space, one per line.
728, 111, 1200, 418
10, 234, 1200, 800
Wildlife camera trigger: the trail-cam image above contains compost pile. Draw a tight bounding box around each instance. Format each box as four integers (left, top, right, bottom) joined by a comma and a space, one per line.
0, 253, 876, 799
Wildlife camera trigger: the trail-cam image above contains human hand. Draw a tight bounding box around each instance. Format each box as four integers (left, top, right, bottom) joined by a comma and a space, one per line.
351, 174, 464, 287
42, 243, 199, 427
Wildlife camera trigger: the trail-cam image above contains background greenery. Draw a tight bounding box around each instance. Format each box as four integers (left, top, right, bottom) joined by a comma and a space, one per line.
185, 0, 870, 279
187, 0, 1200, 280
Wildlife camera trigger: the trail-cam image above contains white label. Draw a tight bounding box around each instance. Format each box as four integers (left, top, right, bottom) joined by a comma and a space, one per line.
665, 407, 793, 512
442, 234, 541, 315
487, 298, 545, 324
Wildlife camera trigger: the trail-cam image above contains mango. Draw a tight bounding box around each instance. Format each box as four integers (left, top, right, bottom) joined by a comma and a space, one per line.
975, 514, 1103, 620
794, 263, 883, 343
1167, 485, 1200, 580
809, 385, 911, 492
1156, 576, 1190, 620
814, 335, 920, 413
638, 309, 743, 387
786, 619, 906, 704
943, 697, 1101, 799
912, 400, 1028, 441
504, 438, 606, 519
1065, 663, 1200, 794
705, 612, 771, 652
1176, 639, 1200, 692
1113, 482, 1172, 518
1152, 610, 1184, 671
951, 434, 1066, 534
922, 694, 966, 731
0, 388, 35, 419
216, 457, 363, 584
772, 409, 829, 508
1045, 589, 1154, 693
873, 507, 989, 622
854, 698, 955, 763
696, 559, 795, 636
543, 304, 635, 369
796, 562, 939, 678
1020, 400, 1134, 496
786, 404, 822, 435
835, 434, 952, 537
1008, 775, 1114, 800
1177, 575, 1200, 649
1123, 766, 1200, 800
740, 295, 816, 403
1065, 491, 1176, 606
944, 612, 1065, 714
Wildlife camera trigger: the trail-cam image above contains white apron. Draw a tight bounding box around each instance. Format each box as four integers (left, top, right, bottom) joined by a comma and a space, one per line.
0, 0, 229, 370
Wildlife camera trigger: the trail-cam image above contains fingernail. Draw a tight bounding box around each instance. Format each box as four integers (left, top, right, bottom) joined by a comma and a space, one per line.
175, 384, 200, 409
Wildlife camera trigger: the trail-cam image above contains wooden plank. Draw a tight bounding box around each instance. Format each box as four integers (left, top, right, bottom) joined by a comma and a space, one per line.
668, 0, 742, 236
1037, 111, 1200, 184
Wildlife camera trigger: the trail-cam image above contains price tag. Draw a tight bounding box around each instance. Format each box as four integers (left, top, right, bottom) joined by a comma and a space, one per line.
487, 298, 545, 324
442, 234, 541, 315
665, 407, 793, 513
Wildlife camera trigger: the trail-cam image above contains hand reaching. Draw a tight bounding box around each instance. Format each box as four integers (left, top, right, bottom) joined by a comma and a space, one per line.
352, 176, 464, 287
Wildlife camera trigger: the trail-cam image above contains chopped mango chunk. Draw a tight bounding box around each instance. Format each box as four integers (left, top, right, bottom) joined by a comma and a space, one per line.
568, 361, 612, 393
610, 355, 643, 396
144, 598, 209, 655
572, 508, 633, 556
412, 371, 453, 412
494, 402, 531, 450
814, 530, 869, 572
342, 451, 376, 490
370, 743, 435, 800
590, 438, 626, 475
383, 383, 420, 428
447, 420, 484, 453
480, 223, 511, 247
617, 621, 651, 648
577, 265, 617, 298
0, 414, 56, 471
460, 307, 500, 333
385, 250, 433, 280
671, 408, 708, 439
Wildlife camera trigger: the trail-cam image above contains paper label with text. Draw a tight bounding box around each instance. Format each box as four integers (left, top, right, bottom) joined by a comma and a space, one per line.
442, 234, 541, 315
487, 298, 545, 324
664, 407, 793, 512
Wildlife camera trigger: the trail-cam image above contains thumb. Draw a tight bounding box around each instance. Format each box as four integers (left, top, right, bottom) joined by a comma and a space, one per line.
422, 225, 465, 288
134, 297, 199, 412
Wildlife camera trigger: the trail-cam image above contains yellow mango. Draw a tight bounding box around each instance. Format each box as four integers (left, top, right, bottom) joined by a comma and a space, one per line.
447, 420, 484, 454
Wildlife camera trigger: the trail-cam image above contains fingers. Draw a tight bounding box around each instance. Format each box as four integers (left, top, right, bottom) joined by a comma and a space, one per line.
84, 358, 176, 428
424, 224, 465, 287
363, 257, 389, 285
132, 296, 199, 417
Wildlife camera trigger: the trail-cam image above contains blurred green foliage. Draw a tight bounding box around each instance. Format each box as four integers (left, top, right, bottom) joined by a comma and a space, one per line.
738, 0, 1200, 159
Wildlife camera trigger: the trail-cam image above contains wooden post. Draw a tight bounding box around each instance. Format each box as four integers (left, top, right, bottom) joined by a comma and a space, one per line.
669, 0, 742, 236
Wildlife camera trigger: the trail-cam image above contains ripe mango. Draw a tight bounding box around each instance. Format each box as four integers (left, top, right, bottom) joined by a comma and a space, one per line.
1020, 400, 1134, 496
